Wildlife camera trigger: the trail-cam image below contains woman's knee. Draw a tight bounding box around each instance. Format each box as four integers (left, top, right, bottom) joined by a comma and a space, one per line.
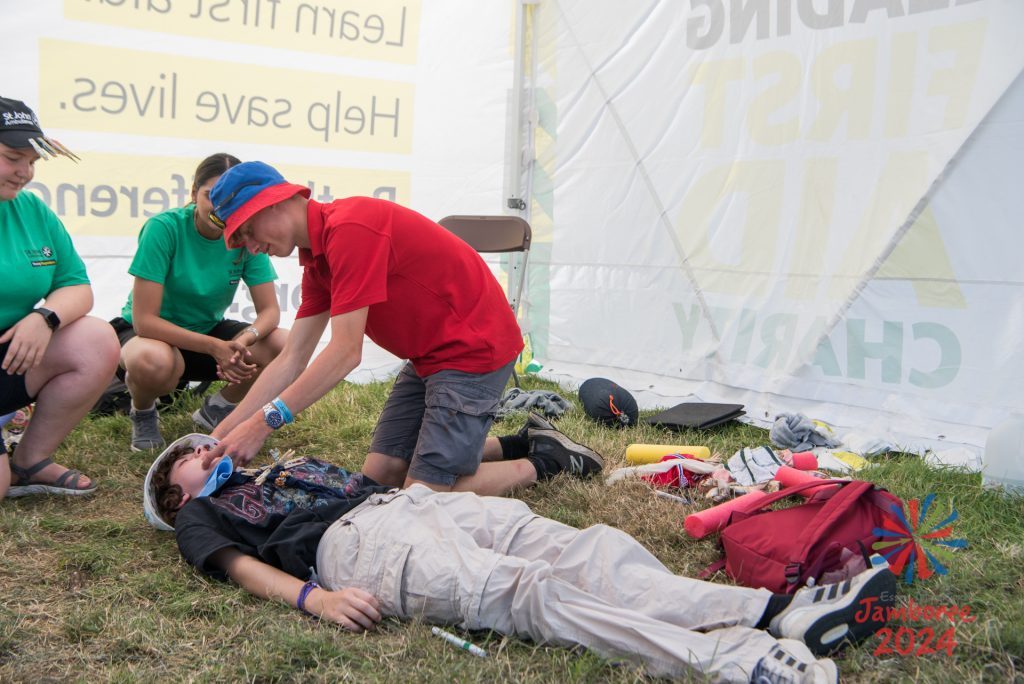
73, 317, 120, 370
51, 317, 120, 374
123, 341, 182, 385
251, 327, 288, 366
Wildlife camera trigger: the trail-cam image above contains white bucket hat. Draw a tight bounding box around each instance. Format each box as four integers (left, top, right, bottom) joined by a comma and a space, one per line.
143, 433, 220, 531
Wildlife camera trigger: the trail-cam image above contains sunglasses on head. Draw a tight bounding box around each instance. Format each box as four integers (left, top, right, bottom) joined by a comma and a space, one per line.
209, 179, 267, 231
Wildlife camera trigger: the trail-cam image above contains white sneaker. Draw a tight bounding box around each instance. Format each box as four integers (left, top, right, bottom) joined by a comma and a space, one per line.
750, 639, 838, 684
769, 565, 897, 655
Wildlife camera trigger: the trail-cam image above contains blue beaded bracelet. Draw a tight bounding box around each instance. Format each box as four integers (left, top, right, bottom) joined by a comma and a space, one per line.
271, 397, 294, 424
296, 580, 319, 616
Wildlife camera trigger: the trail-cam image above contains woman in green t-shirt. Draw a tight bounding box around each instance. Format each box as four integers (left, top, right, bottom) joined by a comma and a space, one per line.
0, 96, 121, 499
114, 153, 287, 452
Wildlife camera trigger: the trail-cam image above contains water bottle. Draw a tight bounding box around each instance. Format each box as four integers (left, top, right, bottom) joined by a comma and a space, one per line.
983, 415, 1024, 495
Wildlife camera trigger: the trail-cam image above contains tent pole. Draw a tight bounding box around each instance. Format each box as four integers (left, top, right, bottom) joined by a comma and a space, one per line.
507, 0, 536, 219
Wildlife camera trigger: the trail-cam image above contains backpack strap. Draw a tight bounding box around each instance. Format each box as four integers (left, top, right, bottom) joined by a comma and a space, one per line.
730, 478, 851, 514
699, 558, 727, 579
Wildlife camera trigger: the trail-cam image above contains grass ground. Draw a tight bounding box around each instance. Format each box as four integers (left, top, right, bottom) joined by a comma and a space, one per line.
1, 376, 1022, 683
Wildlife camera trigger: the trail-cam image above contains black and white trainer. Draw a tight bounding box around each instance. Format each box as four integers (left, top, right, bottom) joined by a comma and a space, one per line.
769, 565, 897, 655
527, 427, 604, 478
515, 411, 556, 442
750, 639, 838, 684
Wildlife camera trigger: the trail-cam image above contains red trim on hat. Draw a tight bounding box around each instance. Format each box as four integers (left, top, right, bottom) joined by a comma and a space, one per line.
223, 182, 311, 242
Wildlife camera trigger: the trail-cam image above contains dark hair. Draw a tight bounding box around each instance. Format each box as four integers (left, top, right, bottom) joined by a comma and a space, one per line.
150, 444, 194, 527
193, 153, 241, 193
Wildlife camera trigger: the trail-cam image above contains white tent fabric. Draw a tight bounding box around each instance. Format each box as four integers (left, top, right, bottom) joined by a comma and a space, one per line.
518, 0, 1024, 455
5, 1, 1022, 456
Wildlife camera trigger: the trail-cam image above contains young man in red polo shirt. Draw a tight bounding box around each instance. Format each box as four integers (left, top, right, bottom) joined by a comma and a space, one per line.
202, 161, 601, 493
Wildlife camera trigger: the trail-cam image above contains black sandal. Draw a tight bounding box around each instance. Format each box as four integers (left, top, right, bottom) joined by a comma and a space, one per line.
7, 457, 97, 498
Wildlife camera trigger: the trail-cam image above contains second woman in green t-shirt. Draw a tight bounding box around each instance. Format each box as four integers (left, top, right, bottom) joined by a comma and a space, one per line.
114, 153, 288, 451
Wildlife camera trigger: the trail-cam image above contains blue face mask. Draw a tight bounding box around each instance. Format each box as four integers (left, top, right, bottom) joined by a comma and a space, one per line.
198, 455, 234, 498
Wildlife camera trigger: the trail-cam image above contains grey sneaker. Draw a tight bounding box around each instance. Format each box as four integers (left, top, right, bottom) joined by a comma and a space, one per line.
192, 395, 235, 431
528, 427, 604, 478
769, 565, 897, 655
130, 407, 165, 452
750, 640, 838, 684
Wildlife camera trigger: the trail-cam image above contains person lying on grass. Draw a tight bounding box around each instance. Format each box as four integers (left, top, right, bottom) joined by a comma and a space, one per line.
144, 433, 897, 684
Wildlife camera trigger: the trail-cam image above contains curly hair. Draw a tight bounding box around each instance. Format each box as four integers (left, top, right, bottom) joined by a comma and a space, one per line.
150, 444, 194, 527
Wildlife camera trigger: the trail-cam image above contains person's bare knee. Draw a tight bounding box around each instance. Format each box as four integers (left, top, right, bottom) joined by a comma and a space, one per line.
248, 328, 288, 367
362, 452, 410, 487
64, 316, 120, 376
123, 340, 183, 395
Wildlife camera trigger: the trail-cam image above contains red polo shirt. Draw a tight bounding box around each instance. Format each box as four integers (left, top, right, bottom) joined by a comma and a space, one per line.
296, 198, 523, 376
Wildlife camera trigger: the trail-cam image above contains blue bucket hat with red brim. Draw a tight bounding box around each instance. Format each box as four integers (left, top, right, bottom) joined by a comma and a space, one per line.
209, 160, 309, 243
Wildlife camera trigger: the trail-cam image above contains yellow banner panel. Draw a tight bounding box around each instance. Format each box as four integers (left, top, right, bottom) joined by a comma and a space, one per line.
63, 0, 420, 64
26, 152, 410, 237
39, 39, 414, 152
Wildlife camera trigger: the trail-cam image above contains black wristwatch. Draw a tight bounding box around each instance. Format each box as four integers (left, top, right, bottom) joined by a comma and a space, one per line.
32, 307, 60, 331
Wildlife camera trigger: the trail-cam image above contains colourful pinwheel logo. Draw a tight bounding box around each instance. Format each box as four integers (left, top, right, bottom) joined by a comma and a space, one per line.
872, 494, 968, 584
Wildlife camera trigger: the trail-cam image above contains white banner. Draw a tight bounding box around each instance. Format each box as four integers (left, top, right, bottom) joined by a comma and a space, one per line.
525, 0, 1024, 453
5, 0, 515, 381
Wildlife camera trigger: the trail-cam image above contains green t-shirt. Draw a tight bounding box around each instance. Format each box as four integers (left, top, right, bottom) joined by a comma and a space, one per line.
0, 192, 90, 330
121, 205, 277, 333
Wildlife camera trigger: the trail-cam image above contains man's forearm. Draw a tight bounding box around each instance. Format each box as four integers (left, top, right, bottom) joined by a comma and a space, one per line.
223, 339, 361, 433
214, 309, 367, 437
211, 312, 329, 438
273, 342, 361, 417
212, 353, 303, 437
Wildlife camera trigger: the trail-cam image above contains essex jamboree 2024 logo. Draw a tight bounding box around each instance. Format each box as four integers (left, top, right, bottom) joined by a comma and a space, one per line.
860, 494, 970, 657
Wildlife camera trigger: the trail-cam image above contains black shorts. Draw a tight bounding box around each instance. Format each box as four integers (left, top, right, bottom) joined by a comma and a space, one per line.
111, 317, 250, 383
0, 333, 34, 416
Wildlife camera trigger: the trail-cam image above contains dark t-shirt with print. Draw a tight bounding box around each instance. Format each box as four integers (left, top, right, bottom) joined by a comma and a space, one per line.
174, 458, 390, 580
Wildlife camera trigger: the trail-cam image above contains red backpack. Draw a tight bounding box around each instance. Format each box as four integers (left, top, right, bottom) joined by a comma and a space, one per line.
702, 479, 903, 594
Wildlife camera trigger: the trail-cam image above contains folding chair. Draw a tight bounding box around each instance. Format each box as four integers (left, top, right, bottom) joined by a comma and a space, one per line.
439, 215, 532, 386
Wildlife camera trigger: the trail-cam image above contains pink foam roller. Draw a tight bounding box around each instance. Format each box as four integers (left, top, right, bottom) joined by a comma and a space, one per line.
774, 466, 836, 498
790, 451, 818, 470
684, 489, 768, 539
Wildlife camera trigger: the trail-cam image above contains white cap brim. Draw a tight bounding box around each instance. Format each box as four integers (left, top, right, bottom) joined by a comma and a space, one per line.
143, 433, 220, 532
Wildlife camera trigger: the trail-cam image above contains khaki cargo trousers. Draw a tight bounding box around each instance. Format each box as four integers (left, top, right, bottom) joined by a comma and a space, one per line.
317, 485, 785, 682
